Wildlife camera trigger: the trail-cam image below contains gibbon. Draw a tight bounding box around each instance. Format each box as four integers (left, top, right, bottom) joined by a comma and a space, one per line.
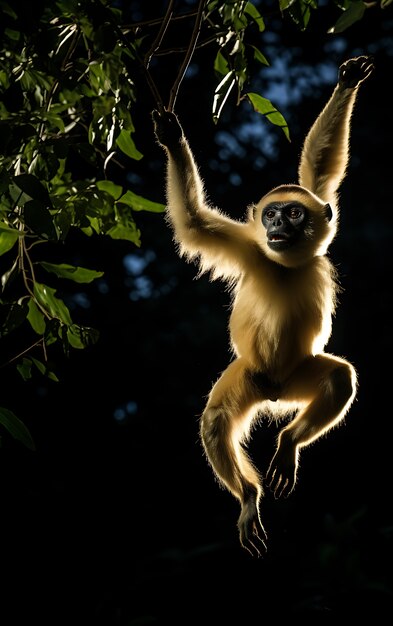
153, 56, 373, 557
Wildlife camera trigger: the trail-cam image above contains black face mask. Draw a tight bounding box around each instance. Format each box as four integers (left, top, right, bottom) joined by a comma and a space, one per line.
262, 202, 307, 251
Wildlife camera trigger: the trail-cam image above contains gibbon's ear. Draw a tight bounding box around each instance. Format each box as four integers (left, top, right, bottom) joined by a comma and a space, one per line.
325, 203, 333, 222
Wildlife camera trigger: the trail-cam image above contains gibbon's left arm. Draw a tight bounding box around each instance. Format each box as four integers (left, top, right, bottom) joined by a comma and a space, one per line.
153, 110, 255, 279
298, 55, 374, 209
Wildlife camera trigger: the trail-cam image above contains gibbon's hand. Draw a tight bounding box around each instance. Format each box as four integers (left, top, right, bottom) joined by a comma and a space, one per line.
339, 55, 374, 89
152, 109, 184, 150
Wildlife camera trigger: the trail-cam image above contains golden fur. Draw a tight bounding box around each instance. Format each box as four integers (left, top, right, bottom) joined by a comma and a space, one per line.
154, 56, 373, 556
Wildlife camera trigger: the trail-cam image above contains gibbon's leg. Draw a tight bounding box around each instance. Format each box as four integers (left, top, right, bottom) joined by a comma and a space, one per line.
200, 357, 277, 557
265, 354, 357, 498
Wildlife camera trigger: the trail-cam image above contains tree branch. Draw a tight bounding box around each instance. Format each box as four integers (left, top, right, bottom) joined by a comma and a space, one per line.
145, 0, 176, 68
167, 0, 207, 112
123, 10, 198, 32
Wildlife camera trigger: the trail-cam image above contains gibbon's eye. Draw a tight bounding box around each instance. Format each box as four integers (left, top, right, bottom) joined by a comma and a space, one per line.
288, 207, 302, 219
265, 209, 276, 220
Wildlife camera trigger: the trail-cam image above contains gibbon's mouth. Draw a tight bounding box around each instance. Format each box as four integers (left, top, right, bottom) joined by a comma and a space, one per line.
269, 233, 289, 242
267, 232, 294, 251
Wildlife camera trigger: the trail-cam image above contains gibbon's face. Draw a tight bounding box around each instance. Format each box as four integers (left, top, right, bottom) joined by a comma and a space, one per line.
262, 201, 307, 251
252, 184, 336, 267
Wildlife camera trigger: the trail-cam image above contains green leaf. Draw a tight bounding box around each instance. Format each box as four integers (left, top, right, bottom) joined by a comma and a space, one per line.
0, 1, 18, 19
0, 300, 28, 337
38, 262, 104, 283
17, 356, 59, 382
106, 222, 141, 245
96, 180, 123, 199
0, 169, 11, 195
0, 221, 20, 233
212, 71, 236, 123
117, 190, 165, 213
328, 1, 366, 33
54, 210, 72, 242
279, 0, 296, 8
0, 407, 35, 450
246, 92, 290, 141
286, 0, 316, 30
44, 318, 61, 347
244, 2, 265, 31
17, 357, 33, 381
0, 122, 12, 154
0, 229, 19, 256
30, 356, 46, 375
13, 174, 51, 205
214, 50, 229, 76
115, 129, 143, 160
0, 69, 9, 89
1, 258, 18, 291
33, 282, 72, 325
251, 46, 269, 66
23, 200, 58, 240
27, 298, 46, 334
67, 324, 100, 349
4, 28, 20, 41
30, 356, 59, 381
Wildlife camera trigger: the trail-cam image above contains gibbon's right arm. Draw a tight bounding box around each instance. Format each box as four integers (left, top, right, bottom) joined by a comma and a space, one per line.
152, 109, 253, 279
298, 55, 374, 209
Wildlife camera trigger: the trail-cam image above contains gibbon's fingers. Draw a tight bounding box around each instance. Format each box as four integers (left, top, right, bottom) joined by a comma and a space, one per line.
353, 55, 375, 81
151, 108, 161, 123
340, 55, 374, 88
360, 57, 375, 82
152, 109, 184, 149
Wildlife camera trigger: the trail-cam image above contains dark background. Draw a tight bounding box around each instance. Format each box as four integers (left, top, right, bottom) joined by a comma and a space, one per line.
1, 1, 392, 623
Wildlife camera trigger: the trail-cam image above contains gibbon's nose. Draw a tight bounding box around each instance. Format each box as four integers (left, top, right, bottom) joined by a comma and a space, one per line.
273, 211, 283, 227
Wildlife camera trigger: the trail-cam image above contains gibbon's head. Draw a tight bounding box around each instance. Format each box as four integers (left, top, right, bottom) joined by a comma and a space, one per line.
250, 184, 337, 268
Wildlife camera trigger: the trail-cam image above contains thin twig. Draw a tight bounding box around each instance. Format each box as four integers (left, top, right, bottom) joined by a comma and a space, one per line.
101, 3, 165, 111
145, 0, 176, 68
154, 33, 225, 57
167, 0, 207, 112
0, 338, 44, 368
124, 10, 198, 31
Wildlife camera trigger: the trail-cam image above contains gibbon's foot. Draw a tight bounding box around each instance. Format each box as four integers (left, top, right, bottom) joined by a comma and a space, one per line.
265, 441, 297, 499
152, 109, 184, 150
237, 499, 267, 558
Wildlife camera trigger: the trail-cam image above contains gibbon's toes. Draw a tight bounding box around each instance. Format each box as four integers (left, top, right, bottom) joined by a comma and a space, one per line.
240, 528, 267, 558
265, 462, 278, 489
270, 475, 285, 499
243, 537, 266, 558
275, 476, 295, 499
239, 515, 268, 558
265, 464, 296, 499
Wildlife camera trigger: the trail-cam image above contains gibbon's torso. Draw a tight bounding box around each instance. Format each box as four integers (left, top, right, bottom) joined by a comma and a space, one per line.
229, 252, 338, 382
